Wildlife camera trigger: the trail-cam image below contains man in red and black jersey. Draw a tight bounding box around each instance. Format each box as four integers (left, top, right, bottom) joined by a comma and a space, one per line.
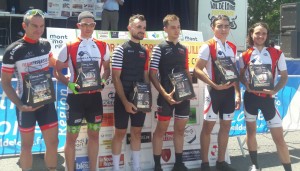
1, 9, 58, 171
150, 14, 193, 171
194, 15, 240, 171
111, 14, 149, 171
55, 11, 110, 171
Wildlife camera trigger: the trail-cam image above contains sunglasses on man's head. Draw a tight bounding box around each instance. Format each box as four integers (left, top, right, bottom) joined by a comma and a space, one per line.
78, 22, 97, 28
25, 9, 45, 16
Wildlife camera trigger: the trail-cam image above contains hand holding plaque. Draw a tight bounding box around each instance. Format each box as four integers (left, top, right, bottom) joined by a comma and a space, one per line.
130, 82, 152, 113
249, 64, 274, 91
214, 51, 239, 84
24, 70, 56, 107
168, 68, 195, 101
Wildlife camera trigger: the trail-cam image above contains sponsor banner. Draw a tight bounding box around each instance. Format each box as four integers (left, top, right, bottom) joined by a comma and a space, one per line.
146, 31, 164, 39
160, 147, 175, 170
75, 155, 90, 171
182, 147, 201, 169
126, 132, 152, 148
0, 80, 66, 155
184, 125, 199, 145
206, 141, 231, 166
181, 30, 204, 42
100, 113, 114, 131
99, 131, 114, 153
198, 0, 247, 50
98, 154, 124, 170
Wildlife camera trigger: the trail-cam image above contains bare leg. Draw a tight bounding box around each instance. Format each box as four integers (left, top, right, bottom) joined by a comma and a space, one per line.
42, 126, 59, 171
20, 131, 34, 170
200, 120, 216, 163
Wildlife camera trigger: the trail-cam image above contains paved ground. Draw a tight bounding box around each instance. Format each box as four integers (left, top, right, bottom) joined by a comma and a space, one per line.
0, 131, 299, 171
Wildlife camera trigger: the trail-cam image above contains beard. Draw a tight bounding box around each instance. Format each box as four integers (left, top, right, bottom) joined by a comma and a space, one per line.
131, 32, 144, 40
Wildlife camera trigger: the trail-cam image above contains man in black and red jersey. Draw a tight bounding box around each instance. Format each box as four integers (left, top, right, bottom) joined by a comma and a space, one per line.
193, 15, 240, 171
111, 14, 149, 171
150, 14, 193, 171
239, 22, 292, 171
55, 11, 110, 171
1, 9, 58, 171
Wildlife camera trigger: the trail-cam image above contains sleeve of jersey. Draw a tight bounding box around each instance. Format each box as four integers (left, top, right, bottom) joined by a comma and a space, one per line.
144, 48, 150, 70
150, 46, 161, 71
111, 45, 124, 70
1, 49, 16, 74
277, 52, 287, 71
185, 47, 189, 69
238, 53, 245, 69
198, 44, 210, 61
103, 44, 110, 61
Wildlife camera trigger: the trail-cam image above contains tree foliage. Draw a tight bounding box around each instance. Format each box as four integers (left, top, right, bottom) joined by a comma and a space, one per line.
248, 0, 299, 34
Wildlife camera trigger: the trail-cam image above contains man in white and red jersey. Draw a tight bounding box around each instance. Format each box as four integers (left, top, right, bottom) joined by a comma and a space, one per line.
194, 15, 240, 171
150, 14, 193, 171
55, 11, 110, 171
239, 22, 292, 171
1, 9, 58, 171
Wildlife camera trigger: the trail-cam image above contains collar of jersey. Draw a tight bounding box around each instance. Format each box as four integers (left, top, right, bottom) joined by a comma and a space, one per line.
78, 36, 93, 42
23, 35, 39, 44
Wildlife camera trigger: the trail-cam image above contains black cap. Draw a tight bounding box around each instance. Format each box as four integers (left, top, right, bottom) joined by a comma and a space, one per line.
78, 11, 95, 22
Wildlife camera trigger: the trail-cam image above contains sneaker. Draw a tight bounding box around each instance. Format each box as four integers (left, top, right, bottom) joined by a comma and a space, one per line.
248, 165, 262, 171
154, 165, 163, 171
171, 163, 188, 171
201, 162, 211, 171
216, 161, 236, 171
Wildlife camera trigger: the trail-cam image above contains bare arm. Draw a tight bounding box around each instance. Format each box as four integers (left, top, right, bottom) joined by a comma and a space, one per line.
144, 70, 150, 83
101, 60, 111, 81
54, 60, 69, 86
112, 69, 136, 113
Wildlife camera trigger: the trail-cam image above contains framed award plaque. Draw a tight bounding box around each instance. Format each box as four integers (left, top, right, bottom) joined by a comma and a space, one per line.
24, 70, 56, 107
76, 61, 102, 92
249, 64, 274, 91
214, 57, 239, 84
131, 82, 152, 113
169, 71, 195, 101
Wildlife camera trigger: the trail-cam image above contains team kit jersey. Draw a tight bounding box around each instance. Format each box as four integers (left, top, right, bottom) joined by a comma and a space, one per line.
150, 40, 190, 120
112, 40, 149, 129
57, 37, 110, 126
57, 37, 110, 94
198, 37, 237, 121
239, 47, 287, 128
1, 37, 58, 132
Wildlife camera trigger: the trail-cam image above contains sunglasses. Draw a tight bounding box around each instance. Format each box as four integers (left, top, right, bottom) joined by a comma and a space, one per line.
25, 9, 45, 16
78, 22, 96, 28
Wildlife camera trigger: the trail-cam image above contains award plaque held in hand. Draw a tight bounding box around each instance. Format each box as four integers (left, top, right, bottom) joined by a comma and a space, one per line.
131, 82, 152, 112
249, 64, 274, 91
214, 51, 239, 84
169, 70, 195, 101
24, 70, 56, 107
76, 60, 102, 92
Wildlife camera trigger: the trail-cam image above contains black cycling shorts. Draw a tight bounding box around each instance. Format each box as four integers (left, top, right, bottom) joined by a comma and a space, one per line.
16, 103, 58, 132
156, 94, 190, 121
66, 92, 103, 126
114, 94, 146, 129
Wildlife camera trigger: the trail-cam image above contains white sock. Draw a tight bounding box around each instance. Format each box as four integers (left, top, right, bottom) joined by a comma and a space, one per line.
112, 154, 121, 171
132, 150, 140, 169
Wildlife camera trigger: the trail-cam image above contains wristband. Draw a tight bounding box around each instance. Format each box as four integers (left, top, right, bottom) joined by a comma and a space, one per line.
68, 82, 79, 94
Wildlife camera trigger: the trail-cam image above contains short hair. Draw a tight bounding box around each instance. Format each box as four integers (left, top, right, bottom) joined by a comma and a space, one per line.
23, 9, 45, 25
211, 15, 230, 27
128, 14, 146, 25
163, 14, 180, 27
247, 22, 270, 47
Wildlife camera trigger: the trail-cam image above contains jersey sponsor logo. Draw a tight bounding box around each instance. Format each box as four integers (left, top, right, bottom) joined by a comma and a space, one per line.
74, 119, 82, 124
24, 51, 34, 58
95, 115, 102, 122
178, 47, 185, 55
21, 58, 48, 67
138, 51, 145, 58
128, 49, 134, 53
165, 48, 173, 55
10, 44, 22, 56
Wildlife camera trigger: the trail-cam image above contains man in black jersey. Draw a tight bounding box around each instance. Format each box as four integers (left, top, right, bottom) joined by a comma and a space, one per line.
1, 9, 58, 171
111, 14, 149, 171
150, 14, 193, 171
